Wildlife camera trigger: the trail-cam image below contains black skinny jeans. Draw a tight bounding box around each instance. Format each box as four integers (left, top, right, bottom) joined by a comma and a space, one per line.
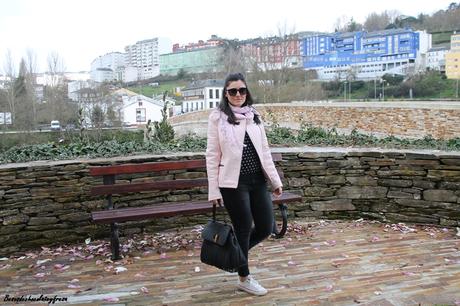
220, 173, 274, 277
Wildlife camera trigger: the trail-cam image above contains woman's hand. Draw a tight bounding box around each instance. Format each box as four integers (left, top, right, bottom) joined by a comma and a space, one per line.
273, 187, 283, 198
212, 199, 223, 207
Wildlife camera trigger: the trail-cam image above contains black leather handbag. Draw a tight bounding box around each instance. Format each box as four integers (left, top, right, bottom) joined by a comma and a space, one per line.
200, 204, 246, 272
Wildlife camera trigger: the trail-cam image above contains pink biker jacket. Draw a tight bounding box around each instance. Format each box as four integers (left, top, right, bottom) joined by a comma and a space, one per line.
206, 109, 283, 201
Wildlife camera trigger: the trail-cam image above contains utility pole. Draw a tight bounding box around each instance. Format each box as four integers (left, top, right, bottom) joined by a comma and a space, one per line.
374, 79, 377, 100
344, 82, 347, 101
382, 80, 385, 101
456, 79, 459, 99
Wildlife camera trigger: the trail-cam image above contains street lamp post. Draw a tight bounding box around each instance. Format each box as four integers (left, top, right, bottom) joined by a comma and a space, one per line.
344, 81, 347, 101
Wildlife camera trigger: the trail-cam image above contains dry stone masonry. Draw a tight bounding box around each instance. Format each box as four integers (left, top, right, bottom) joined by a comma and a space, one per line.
0, 148, 459, 256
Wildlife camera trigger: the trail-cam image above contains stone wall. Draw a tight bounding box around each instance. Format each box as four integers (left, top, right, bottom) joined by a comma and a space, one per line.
1, 148, 459, 256
169, 101, 460, 139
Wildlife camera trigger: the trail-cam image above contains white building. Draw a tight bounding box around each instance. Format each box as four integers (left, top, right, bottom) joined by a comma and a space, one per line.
120, 94, 171, 126
67, 80, 98, 102
181, 79, 223, 114
90, 52, 125, 82
124, 37, 172, 82
427, 46, 448, 72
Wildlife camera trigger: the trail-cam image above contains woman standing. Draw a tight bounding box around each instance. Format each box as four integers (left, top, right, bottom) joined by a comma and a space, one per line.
206, 73, 283, 296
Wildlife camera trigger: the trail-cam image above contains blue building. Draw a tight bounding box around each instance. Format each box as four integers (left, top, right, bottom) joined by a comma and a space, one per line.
301, 29, 431, 80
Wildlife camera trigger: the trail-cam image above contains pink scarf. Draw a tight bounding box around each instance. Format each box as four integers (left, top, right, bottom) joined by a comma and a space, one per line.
219, 105, 259, 150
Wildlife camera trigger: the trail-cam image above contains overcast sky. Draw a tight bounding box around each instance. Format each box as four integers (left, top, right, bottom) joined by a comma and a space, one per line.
0, 0, 454, 73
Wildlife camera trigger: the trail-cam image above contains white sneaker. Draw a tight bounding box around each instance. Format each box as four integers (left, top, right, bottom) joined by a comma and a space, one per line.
237, 276, 268, 296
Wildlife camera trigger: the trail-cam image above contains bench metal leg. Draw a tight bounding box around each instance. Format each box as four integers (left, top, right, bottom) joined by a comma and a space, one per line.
272, 203, 288, 238
110, 222, 121, 260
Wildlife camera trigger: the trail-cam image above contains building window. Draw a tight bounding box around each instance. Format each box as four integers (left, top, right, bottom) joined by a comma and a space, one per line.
216, 89, 220, 99
209, 89, 213, 99
136, 108, 146, 122
210, 101, 213, 108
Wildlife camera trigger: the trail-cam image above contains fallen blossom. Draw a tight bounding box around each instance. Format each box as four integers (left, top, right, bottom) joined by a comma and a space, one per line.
68, 284, 81, 289
374, 291, 382, 295
0, 264, 11, 270
129, 291, 139, 295
69, 279, 79, 283
36, 259, 52, 266
85, 238, 91, 245
135, 273, 146, 278
114, 266, 127, 274
402, 271, 416, 276
0, 257, 8, 261
34, 273, 46, 278
95, 260, 103, 265
141, 287, 149, 293
103, 297, 119, 302
187, 251, 194, 257
325, 284, 334, 292
371, 236, 380, 243
194, 266, 200, 272
160, 253, 167, 259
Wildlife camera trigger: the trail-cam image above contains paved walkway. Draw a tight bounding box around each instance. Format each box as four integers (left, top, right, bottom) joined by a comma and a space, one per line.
1, 219, 459, 306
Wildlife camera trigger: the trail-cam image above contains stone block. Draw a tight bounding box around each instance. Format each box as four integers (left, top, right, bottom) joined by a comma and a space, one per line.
303, 187, 335, 197
310, 199, 355, 211
423, 190, 457, 202
310, 175, 346, 185
378, 179, 412, 188
287, 177, 310, 187
28, 216, 58, 226
346, 176, 378, 186
336, 186, 387, 199
3, 214, 29, 225
59, 212, 90, 222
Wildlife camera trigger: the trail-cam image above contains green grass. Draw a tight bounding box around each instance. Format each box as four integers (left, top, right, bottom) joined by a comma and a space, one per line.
128, 81, 187, 99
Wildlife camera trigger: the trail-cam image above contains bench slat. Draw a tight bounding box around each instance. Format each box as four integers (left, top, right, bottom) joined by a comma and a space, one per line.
90, 153, 283, 177
91, 178, 208, 196
90, 159, 207, 176
91, 192, 301, 224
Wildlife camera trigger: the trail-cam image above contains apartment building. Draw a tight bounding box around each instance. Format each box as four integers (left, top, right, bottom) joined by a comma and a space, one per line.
181, 79, 223, 113
427, 46, 449, 72
302, 28, 432, 80
90, 52, 125, 82
159, 47, 223, 76
446, 33, 460, 79
124, 37, 172, 82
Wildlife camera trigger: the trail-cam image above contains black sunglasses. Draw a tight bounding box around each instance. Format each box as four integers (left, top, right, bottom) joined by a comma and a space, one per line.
226, 87, 247, 96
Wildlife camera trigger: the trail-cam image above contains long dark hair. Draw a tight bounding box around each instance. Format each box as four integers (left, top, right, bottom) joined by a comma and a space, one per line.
218, 73, 260, 125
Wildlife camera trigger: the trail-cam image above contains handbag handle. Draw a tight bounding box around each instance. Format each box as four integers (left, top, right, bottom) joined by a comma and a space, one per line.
212, 203, 229, 223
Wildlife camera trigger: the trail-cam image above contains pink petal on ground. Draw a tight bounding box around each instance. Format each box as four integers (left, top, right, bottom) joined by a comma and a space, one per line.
135, 273, 146, 278
103, 297, 119, 302
141, 287, 149, 293
194, 266, 201, 272
371, 236, 380, 242
95, 260, 103, 265
325, 284, 334, 292
160, 253, 167, 259
68, 284, 81, 289
288, 261, 296, 266
69, 279, 79, 283
34, 273, 46, 278
402, 271, 416, 276
54, 264, 65, 269
187, 251, 194, 257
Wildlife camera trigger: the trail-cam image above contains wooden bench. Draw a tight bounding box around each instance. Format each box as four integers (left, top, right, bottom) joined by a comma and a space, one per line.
89, 153, 302, 260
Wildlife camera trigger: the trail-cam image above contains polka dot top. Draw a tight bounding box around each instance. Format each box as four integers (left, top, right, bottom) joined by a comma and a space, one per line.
240, 132, 263, 175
